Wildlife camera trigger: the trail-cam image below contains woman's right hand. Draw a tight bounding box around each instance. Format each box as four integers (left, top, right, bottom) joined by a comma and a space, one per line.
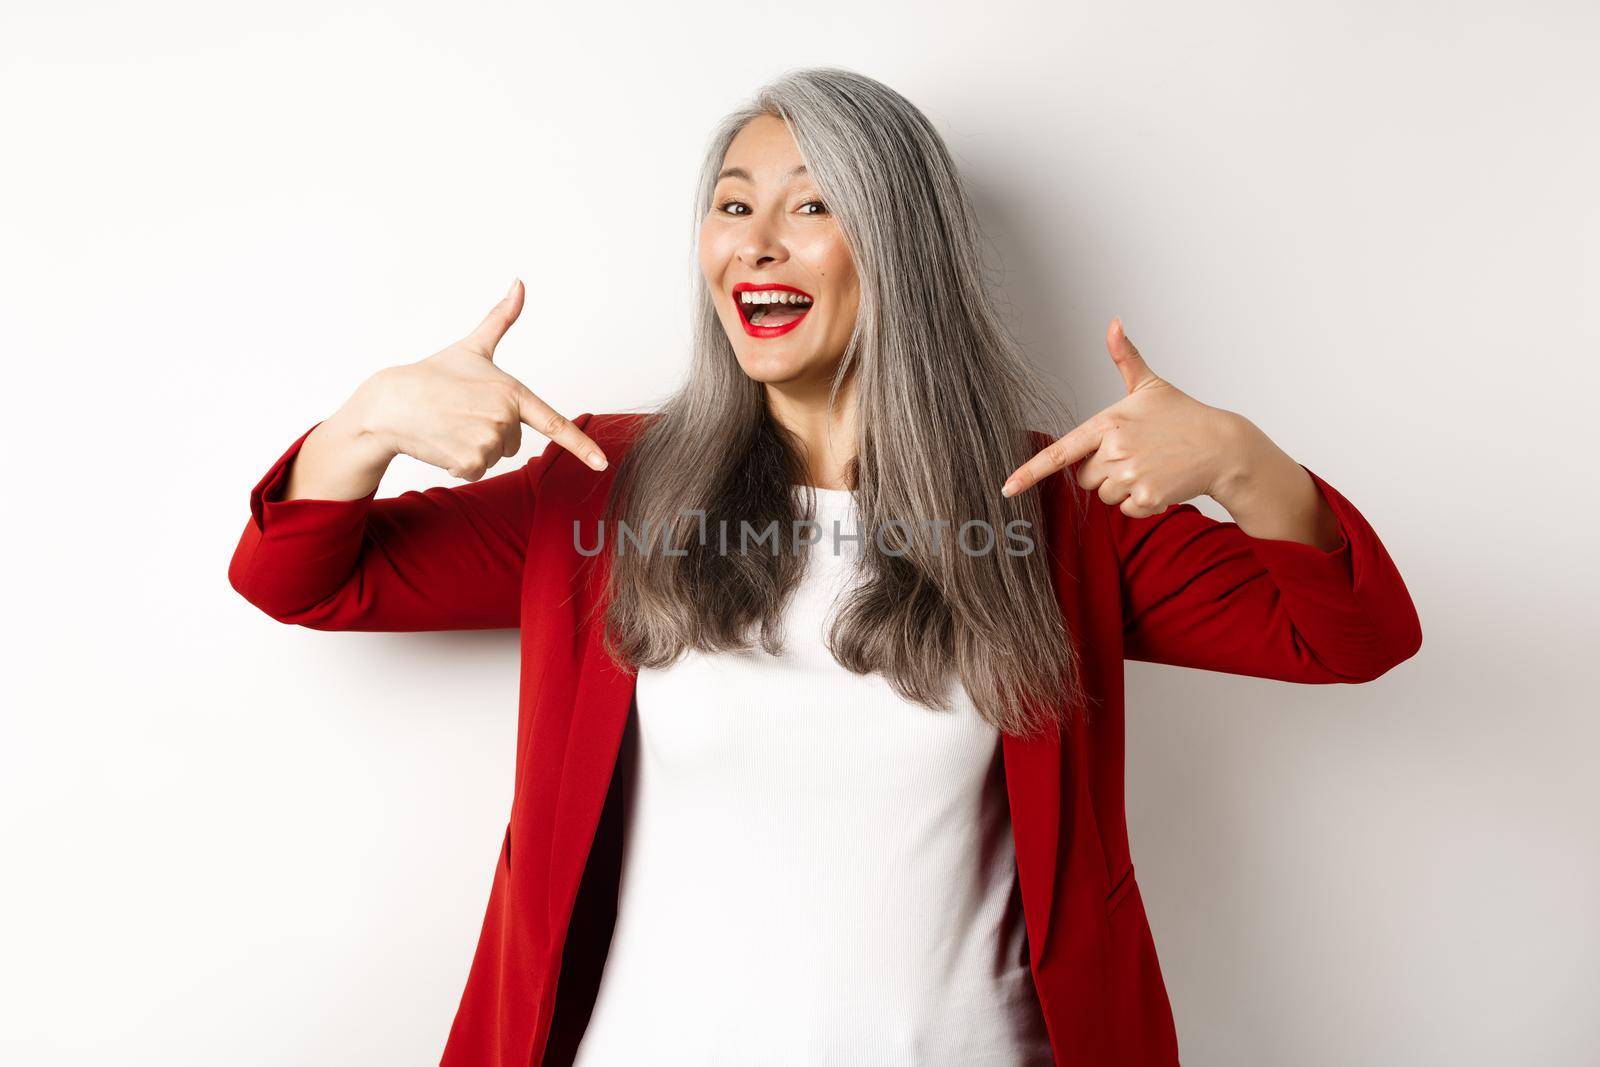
281, 280, 607, 504
347, 278, 607, 480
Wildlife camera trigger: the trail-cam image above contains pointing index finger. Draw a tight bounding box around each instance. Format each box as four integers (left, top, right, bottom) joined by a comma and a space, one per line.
513, 384, 608, 472
1000, 415, 1107, 497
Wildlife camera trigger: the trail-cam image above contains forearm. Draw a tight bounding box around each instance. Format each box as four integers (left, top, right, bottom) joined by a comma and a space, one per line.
282, 394, 395, 503
1209, 414, 1344, 551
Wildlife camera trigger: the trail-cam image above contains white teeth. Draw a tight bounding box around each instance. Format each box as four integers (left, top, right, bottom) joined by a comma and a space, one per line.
738, 290, 813, 306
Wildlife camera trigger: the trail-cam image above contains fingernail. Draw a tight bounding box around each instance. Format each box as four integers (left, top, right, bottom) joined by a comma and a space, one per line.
506, 278, 519, 300
587, 451, 608, 471
1000, 480, 1018, 497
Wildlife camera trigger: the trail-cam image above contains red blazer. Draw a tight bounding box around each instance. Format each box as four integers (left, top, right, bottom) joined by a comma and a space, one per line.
228, 410, 1422, 1066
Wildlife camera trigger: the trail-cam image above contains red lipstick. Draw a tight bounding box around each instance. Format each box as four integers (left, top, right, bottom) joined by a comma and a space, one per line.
731, 281, 814, 339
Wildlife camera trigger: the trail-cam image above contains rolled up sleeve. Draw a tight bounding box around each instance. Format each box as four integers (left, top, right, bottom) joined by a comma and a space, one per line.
227, 414, 591, 631
1105, 464, 1423, 683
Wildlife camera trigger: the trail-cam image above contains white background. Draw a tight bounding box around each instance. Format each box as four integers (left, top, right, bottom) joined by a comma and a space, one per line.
3, 1, 1596, 1064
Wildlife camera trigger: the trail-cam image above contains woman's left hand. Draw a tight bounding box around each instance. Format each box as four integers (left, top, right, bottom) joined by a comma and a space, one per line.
1001, 318, 1253, 518
1002, 318, 1345, 551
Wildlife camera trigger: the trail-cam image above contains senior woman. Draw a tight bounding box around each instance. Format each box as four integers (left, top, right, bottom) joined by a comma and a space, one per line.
228, 67, 1421, 1066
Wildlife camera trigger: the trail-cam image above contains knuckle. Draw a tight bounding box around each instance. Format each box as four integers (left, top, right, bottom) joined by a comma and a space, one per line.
541, 411, 568, 438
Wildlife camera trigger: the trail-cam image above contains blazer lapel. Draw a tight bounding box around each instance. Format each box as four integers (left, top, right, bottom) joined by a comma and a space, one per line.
1001, 725, 1064, 966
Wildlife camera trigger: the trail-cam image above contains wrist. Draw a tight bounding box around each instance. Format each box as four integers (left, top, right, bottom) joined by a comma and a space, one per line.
1205, 410, 1271, 504
337, 374, 404, 462
1210, 412, 1305, 513
321, 401, 396, 476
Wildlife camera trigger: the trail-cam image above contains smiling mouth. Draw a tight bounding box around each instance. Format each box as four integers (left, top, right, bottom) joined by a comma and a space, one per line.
734, 285, 814, 329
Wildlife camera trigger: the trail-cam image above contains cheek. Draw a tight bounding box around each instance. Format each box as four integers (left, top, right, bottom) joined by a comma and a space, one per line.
825, 262, 860, 329
697, 224, 731, 283
801, 237, 859, 316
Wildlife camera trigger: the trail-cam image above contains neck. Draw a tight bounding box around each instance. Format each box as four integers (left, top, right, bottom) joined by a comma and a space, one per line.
764, 369, 859, 490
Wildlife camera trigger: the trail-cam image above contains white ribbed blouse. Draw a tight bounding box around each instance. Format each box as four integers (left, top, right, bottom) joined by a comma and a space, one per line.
570, 486, 1054, 1066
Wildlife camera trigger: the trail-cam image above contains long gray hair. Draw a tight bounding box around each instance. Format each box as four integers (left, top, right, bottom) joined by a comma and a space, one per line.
599, 67, 1088, 739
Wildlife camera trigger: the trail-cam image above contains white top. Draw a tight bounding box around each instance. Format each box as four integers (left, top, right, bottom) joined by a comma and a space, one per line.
571, 486, 1054, 1067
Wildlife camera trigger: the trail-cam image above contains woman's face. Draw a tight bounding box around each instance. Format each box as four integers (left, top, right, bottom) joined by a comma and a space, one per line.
698, 114, 861, 389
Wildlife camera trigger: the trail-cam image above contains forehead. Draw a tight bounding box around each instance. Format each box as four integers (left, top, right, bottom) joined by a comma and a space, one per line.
719, 115, 809, 182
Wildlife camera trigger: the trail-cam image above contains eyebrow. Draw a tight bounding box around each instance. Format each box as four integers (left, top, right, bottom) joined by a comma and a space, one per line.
716, 164, 809, 183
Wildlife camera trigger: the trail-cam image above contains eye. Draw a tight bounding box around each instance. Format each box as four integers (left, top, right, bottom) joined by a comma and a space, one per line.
713, 198, 829, 217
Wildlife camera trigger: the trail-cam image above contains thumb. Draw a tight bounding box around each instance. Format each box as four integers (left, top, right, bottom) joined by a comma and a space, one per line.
1106, 317, 1157, 394
464, 278, 525, 358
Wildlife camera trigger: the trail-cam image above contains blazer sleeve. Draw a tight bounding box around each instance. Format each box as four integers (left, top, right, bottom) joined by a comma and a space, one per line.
227, 412, 593, 631
1100, 464, 1422, 683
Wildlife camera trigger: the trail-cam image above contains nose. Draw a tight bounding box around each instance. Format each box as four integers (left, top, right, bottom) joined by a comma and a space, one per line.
736, 213, 788, 270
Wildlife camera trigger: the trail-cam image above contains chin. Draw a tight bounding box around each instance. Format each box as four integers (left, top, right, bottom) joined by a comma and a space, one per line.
733, 350, 812, 384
